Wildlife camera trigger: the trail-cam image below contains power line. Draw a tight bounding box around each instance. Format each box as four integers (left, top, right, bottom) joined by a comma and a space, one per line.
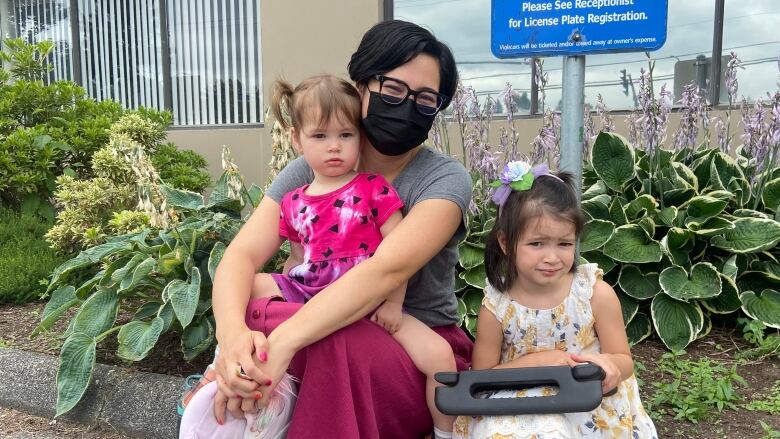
461, 41, 780, 81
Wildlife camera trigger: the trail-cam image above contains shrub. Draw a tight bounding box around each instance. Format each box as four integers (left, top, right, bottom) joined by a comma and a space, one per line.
0, 126, 63, 205
151, 142, 211, 193
38, 147, 268, 416
0, 208, 63, 303
46, 112, 209, 253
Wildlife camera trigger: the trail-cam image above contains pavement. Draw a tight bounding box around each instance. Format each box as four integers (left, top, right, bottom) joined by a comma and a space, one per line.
0, 348, 182, 439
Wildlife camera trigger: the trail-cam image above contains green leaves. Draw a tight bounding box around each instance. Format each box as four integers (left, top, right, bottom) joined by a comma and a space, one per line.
740, 289, 780, 328
574, 137, 780, 353
711, 218, 780, 253
161, 185, 205, 210
581, 219, 614, 252
591, 132, 636, 192
167, 268, 202, 328
660, 263, 722, 301
651, 293, 703, 352
619, 265, 659, 300
56, 333, 96, 417
117, 317, 165, 361
72, 289, 119, 337
603, 224, 662, 263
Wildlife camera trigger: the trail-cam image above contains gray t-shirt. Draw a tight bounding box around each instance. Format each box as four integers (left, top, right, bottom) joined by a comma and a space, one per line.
265, 147, 472, 326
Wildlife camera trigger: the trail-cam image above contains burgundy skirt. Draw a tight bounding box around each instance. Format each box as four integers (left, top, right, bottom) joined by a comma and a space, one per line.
245, 296, 473, 439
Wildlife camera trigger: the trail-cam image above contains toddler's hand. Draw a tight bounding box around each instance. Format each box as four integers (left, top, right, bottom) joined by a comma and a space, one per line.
533, 350, 578, 367
570, 353, 620, 395
370, 301, 403, 334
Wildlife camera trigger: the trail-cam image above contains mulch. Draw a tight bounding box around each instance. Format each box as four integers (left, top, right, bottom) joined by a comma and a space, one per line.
1, 301, 778, 439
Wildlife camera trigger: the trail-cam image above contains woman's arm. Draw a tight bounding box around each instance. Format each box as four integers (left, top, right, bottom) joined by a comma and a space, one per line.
262, 198, 462, 375
211, 196, 285, 400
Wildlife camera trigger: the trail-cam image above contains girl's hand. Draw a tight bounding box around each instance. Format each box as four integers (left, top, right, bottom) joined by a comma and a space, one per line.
370, 301, 403, 334
570, 353, 621, 394
528, 350, 578, 367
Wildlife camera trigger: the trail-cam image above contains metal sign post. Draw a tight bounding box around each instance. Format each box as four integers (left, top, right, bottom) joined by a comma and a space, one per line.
560, 55, 585, 195
491, 0, 669, 193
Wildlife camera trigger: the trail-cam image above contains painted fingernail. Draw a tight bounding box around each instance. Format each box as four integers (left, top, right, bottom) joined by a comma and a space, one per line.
265, 379, 272, 386
254, 392, 262, 400
258, 351, 267, 362
217, 419, 224, 426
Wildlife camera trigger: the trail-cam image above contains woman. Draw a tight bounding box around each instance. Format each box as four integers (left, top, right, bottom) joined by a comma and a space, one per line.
211, 20, 473, 438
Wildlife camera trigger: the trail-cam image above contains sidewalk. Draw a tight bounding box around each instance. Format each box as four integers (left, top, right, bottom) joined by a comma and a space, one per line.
0, 348, 182, 439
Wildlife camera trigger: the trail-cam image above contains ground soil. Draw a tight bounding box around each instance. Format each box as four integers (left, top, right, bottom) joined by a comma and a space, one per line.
1, 301, 778, 438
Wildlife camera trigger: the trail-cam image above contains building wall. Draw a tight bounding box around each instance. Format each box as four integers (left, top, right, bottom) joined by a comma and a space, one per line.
168, 0, 383, 187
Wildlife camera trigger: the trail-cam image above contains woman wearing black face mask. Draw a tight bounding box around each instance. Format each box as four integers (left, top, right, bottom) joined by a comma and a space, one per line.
210, 20, 472, 439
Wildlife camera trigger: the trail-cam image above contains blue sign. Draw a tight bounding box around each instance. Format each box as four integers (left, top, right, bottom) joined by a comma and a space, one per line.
491, 0, 668, 58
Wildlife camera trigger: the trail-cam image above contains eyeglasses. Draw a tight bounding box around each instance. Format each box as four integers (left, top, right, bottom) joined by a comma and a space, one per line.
374, 74, 447, 116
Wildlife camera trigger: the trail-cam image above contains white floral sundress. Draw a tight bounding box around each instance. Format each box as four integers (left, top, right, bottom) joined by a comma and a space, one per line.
453, 263, 657, 439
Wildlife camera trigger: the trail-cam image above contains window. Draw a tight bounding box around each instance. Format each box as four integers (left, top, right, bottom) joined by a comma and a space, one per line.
77, 0, 165, 110
722, 0, 780, 104
6, 0, 73, 83
394, 0, 533, 115
167, 0, 262, 125
393, 0, 780, 112
1, 0, 263, 126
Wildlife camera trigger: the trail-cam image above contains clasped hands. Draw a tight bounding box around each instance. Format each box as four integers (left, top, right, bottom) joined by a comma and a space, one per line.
211, 327, 292, 424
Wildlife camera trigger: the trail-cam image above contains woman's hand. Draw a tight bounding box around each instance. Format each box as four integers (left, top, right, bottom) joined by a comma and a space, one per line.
253, 330, 298, 407
212, 327, 272, 422
570, 353, 621, 394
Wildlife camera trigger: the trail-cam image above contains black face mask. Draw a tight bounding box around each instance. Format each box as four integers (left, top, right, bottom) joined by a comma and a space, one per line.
361, 92, 436, 156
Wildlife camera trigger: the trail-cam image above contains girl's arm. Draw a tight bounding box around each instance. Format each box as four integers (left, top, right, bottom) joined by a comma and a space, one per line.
571, 279, 633, 392
472, 305, 576, 370
371, 210, 407, 333
471, 306, 503, 370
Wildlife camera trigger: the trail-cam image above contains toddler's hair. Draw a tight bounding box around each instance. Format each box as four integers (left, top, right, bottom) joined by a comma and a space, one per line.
270, 75, 361, 133
485, 171, 586, 292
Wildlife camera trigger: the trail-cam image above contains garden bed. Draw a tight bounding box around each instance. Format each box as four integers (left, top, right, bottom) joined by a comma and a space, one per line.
1, 301, 778, 439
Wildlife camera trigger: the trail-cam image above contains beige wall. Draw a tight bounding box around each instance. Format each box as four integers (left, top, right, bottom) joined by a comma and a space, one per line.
167, 0, 383, 188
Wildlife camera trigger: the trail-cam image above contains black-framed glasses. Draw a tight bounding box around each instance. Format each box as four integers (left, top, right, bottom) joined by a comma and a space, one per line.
374, 74, 447, 116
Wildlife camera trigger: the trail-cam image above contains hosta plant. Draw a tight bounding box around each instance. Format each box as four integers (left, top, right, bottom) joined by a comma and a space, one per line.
36, 160, 268, 417
582, 131, 780, 352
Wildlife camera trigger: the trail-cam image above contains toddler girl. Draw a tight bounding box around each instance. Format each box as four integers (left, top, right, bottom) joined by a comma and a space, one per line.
453, 161, 657, 438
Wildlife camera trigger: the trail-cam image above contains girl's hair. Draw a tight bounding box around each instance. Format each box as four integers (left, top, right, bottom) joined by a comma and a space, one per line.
485, 171, 586, 292
270, 75, 361, 132
348, 20, 458, 109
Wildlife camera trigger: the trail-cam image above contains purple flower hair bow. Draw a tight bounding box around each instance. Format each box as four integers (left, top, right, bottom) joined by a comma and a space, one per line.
490, 161, 563, 206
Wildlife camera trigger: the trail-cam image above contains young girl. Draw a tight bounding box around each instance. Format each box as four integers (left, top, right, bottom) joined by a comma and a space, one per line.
180, 74, 457, 438
453, 161, 657, 439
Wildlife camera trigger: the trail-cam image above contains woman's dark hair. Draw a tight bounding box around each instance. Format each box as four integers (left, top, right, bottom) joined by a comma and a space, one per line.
348, 20, 458, 108
485, 171, 586, 292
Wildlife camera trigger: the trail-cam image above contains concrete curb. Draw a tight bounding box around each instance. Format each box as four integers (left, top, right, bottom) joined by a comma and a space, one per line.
0, 348, 182, 439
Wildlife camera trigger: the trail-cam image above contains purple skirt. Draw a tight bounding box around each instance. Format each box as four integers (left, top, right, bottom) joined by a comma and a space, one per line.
271, 255, 369, 303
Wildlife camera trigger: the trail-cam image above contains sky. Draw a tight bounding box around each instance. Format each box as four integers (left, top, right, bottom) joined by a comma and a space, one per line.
395, 0, 780, 111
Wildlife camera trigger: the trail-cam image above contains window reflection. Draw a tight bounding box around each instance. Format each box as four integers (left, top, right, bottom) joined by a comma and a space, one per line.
395, 0, 532, 115
722, 0, 780, 104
